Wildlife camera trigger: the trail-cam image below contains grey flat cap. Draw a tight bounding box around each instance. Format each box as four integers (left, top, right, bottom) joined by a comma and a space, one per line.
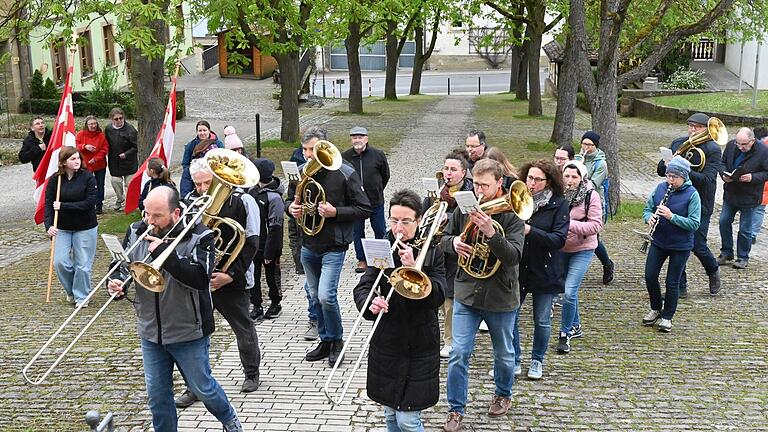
687, 113, 709, 125
349, 126, 368, 136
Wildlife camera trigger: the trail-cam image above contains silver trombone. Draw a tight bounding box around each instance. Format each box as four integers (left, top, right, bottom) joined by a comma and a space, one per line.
22, 195, 213, 385
323, 233, 406, 405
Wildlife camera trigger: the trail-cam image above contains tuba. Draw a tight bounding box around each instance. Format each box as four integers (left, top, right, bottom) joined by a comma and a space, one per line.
674, 117, 728, 171
130, 149, 260, 292
458, 180, 533, 279
294, 140, 343, 236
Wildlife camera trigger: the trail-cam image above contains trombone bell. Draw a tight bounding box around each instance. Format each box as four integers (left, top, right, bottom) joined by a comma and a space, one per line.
129, 262, 166, 293
389, 268, 432, 300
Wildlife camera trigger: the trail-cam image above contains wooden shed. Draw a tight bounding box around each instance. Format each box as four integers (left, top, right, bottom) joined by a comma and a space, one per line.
217, 31, 278, 79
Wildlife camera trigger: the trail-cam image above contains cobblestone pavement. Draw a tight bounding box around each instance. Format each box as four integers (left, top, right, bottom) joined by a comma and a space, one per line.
2, 96, 768, 431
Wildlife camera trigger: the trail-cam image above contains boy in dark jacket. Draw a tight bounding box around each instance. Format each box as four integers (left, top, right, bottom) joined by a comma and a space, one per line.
249, 158, 286, 320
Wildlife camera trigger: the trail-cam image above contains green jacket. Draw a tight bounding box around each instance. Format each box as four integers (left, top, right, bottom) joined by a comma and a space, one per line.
584, 148, 607, 202
439, 210, 524, 312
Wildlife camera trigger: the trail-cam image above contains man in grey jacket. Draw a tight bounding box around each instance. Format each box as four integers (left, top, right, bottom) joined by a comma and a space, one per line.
439, 159, 525, 432
107, 187, 242, 432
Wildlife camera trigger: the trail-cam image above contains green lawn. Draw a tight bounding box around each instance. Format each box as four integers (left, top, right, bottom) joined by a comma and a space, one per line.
649, 91, 768, 117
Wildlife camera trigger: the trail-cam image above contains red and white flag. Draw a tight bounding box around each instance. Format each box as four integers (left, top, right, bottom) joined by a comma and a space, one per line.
33, 64, 76, 225
124, 77, 177, 214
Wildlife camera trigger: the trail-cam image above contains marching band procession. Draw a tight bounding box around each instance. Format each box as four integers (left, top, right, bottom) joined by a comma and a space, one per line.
19, 105, 768, 432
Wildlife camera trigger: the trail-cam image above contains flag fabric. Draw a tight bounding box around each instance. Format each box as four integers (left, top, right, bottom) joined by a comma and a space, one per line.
33, 64, 76, 225
124, 78, 177, 214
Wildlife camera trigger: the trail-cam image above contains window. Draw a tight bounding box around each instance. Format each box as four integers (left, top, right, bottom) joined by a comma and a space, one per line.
103, 25, 115, 66
51, 39, 67, 85
78, 30, 94, 76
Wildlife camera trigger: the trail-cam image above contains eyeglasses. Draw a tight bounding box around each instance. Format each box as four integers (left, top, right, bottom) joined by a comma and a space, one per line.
526, 175, 547, 183
581, 142, 596, 147
113, 117, 124, 121
665, 173, 682, 180
388, 218, 417, 226
554, 156, 569, 162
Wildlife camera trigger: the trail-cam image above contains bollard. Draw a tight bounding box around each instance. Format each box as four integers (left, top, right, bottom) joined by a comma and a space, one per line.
368, 78, 372, 97
255, 113, 262, 158
478, 76, 481, 94
332, 81, 336, 98
448, 77, 451, 95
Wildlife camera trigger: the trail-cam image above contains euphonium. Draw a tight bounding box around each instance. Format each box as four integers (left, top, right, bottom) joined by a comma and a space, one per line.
458, 180, 533, 279
674, 117, 728, 172
294, 140, 343, 236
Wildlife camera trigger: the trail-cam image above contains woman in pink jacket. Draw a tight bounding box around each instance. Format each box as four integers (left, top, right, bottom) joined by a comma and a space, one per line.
556, 160, 603, 355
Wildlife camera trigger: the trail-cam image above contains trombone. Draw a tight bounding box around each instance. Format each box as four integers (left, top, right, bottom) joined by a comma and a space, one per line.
323, 233, 406, 406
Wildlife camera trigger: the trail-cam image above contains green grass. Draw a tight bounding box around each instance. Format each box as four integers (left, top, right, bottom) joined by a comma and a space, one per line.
98, 210, 142, 234
612, 200, 646, 221
650, 91, 768, 117
0, 148, 18, 167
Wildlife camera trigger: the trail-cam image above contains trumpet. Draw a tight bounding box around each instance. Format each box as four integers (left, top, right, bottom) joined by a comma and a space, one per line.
323, 233, 406, 406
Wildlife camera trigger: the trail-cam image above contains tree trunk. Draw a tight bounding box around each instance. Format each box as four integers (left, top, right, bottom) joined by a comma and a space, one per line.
592, 65, 621, 213
550, 0, 585, 145
384, 20, 399, 100
516, 28, 530, 100
527, 28, 543, 116
508, 46, 522, 93
274, 52, 300, 143
345, 20, 363, 113
410, 26, 425, 95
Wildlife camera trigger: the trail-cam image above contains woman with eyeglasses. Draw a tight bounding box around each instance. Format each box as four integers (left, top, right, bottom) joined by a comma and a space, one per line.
422, 150, 474, 360
556, 160, 603, 355
553, 145, 575, 169
514, 160, 569, 380
642, 156, 701, 333
353, 189, 446, 432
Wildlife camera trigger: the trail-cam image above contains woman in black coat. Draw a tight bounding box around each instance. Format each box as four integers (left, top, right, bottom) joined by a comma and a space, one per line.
513, 160, 569, 381
353, 189, 446, 432
18, 116, 52, 172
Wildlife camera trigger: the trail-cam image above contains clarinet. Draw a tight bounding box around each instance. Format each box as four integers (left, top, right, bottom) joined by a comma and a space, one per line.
640, 184, 673, 254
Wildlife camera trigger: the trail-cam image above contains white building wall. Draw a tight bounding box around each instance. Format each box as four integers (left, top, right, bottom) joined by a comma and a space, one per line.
724, 38, 768, 89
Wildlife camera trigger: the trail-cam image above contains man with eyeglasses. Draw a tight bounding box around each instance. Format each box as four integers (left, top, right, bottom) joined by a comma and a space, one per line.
718, 127, 768, 269
439, 158, 524, 431
657, 113, 723, 294
105, 107, 138, 212
465, 129, 488, 172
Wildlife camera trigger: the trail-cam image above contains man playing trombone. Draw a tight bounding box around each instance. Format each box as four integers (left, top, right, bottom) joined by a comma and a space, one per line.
107, 187, 243, 432
439, 159, 525, 432
352, 189, 446, 432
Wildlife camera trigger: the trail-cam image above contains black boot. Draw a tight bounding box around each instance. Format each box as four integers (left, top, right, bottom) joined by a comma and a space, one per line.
602, 260, 615, 285
709, 269, 722, 295
305, 341, 331, 361
328, 340, 345, 367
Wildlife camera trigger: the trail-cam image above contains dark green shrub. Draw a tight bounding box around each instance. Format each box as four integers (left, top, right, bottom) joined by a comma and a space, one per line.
42, 78, 59, 99
30, 70, 46, 99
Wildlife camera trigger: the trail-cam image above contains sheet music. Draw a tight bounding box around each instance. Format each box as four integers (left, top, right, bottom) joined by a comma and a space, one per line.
362, 239, 395, 269
659, 147, 673, 163
102, 234, 128, 262
422, 177, 440, 194
453, 191, 481, 214
281, 161, 301, 182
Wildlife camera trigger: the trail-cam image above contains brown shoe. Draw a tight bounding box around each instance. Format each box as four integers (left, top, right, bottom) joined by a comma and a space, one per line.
443, 412, 463, 432
488, 395, 511, 417
355, 260, 367, 273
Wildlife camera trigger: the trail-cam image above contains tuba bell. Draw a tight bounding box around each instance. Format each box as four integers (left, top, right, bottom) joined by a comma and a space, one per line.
294, 140, 343, 236
458, 180, 533, 279
674, 117, 728, 172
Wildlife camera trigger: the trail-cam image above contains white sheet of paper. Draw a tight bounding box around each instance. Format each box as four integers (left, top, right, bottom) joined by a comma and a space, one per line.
102, 234, 128, 262
422, 177, 440, 194
362, 239, 395, 269
453, 191, 481, 214
659, 147, 673, 163
281, 161, 301, 182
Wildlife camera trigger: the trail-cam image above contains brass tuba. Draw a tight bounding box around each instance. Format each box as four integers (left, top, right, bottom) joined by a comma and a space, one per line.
130, 149, 260, 292
675, 117, 728, 171
458, 180, 533, 279
294, 140, 343, 236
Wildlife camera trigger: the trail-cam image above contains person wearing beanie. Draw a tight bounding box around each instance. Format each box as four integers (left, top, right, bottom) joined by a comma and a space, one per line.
642, 155, 701, 333
718, 127, 768, 269
578, 130, 615, 286
247, 158, 286, 322
224, 125, 245, 154
656, 112, 723, 295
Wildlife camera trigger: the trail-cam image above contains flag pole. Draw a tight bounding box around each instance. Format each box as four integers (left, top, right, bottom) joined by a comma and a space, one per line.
45, 34, 78, 303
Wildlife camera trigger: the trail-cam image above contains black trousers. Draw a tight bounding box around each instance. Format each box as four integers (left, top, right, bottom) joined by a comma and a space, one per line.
287, 218, 303, 271
249, 251, 283, 308
212, 287, 260, 379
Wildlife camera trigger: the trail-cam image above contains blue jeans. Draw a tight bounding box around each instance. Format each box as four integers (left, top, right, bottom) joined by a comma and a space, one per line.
93, 169, 106, 210
719, 201, 756, 260
513, 291, 554, 365
752, 205, 765, 241
560, 249, 595, 333
301, 247, 345, 341
304, 281, 318, 322
141, 337, 236, 432
353, 204, 387, 261
645, 244, 690, 320
383, 406, 424, 432
680, 212, 719, 289
447, 301, 517, 415
54, 227, 97, 303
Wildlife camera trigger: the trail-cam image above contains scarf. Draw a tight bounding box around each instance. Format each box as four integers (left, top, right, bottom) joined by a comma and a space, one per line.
440, 180, 465, 209
532, 188, 553, 214
564, 180, 589, 208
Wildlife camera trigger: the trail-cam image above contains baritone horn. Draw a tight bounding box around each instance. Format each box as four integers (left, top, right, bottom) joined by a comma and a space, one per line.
674, 117, 728, 171
294, 140, 343, 236
458, 180, 533, 279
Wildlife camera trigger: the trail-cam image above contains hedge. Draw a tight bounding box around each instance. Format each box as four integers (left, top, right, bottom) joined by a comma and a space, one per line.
20, 90, 186, 120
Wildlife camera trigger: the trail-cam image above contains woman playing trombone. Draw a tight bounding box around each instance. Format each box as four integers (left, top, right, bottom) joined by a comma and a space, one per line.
353, 189, 446, 432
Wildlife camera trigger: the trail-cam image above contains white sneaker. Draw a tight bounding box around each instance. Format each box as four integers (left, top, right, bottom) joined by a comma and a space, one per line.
479, 321, 489, 332
440, 345, 452, 358
657, 318, 672, 333
642, 309, 661, 326
488, 364, 521, 378
527, 359, 543, 380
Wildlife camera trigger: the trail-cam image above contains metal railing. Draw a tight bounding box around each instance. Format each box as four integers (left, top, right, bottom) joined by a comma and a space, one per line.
202, 45, 219, 71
